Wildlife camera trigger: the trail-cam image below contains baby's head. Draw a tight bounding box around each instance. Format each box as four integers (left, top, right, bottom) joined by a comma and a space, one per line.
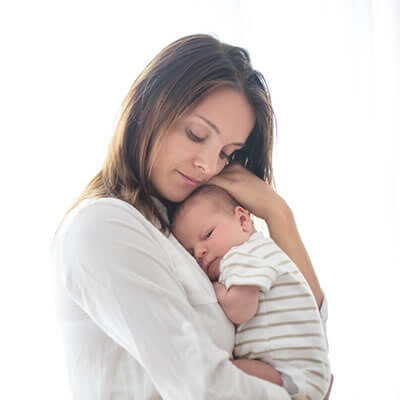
171, 185, 255, 281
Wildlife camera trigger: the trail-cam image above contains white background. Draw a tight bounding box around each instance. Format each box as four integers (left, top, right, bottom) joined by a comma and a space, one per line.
1, 1, 399, 399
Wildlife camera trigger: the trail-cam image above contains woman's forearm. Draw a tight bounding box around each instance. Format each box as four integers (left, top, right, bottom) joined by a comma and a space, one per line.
262, 203, 323, 308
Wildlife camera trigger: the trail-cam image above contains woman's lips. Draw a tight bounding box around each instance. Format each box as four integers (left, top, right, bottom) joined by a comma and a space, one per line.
177, 171, 202, 186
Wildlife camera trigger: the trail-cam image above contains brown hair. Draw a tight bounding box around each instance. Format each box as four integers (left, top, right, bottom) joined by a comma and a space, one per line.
61, 34, 275, 234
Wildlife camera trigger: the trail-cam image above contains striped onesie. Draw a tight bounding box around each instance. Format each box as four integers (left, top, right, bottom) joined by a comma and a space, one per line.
218, 231, 331, 400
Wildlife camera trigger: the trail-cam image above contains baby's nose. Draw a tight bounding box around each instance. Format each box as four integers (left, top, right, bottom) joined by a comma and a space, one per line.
195, 246, 207, 263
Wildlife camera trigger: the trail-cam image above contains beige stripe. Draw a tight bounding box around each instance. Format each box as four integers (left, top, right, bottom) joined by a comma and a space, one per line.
226, 272, 274, 281
239, 350, 268, 358
286, 270, 300, 275
306, 396, 311, 400
260, 293, 311, 302
306, 380, 324, 395
236, 333, 322, 347
273, 359, 330, 369
272, 357, 324, 364
272, 281, 302, 288
223, 262, 278, 274
257, 306, 315, 316
275, 271, 300, 279
237, 319, 320, 334
268, 346, 326, 353
265, 333, 322, 342
276, 259, 292, 267
248, 241, 274, 253
240, 350, 270, 358
306, 369, 325, 379
222, 246, 277, 263
262, 250, 282, 259
222, 251, 256, 264
236, 338, 273, 347
240, 352, 324, 363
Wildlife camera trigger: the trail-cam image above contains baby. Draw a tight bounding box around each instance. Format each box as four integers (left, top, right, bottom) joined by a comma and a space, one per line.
171, 184, 331, 400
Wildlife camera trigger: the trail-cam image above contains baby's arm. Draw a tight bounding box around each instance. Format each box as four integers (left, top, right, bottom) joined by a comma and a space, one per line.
231, 359, 283, 386
213, 282, 259, 324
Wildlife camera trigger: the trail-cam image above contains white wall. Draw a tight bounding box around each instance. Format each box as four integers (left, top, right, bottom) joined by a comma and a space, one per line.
1, 1, 398, 398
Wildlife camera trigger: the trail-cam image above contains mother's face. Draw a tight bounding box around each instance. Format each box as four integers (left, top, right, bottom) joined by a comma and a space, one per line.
150, 87, 255, 203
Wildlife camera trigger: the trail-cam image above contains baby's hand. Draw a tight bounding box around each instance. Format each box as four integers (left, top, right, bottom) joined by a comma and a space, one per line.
213, 282, 227, 302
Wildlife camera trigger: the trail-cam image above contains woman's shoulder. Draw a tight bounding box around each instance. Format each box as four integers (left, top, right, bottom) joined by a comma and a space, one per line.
52, 197, 166, 255
62, 197, 151, 231
51, 198, 179, 284
68, 197, 142, 221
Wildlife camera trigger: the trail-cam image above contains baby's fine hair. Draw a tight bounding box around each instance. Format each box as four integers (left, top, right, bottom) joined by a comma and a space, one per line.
171, 184, 240, 225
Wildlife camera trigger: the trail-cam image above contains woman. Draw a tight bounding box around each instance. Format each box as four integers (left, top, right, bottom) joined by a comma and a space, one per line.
52, 34, 331, 399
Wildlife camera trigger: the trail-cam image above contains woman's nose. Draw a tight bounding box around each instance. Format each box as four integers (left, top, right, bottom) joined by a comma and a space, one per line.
193, 150, 220, 177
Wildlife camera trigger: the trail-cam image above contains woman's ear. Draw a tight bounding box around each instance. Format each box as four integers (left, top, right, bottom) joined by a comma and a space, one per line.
234, 206, 253, 233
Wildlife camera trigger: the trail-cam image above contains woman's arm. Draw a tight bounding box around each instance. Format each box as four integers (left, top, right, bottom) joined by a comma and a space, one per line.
54, 199, 291, 400
210, 164, 323, 307
261, 205, 323, 307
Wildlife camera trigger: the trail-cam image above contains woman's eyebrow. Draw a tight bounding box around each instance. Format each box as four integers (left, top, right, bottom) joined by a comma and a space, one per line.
194, 114, 220, 134
194, 113, 245, 146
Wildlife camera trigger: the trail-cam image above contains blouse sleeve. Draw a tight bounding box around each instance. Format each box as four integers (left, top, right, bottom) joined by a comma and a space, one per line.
55, 200, 291, 400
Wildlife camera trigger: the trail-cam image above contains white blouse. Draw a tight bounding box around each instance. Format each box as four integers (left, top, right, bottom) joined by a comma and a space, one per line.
52, 197, 323, 399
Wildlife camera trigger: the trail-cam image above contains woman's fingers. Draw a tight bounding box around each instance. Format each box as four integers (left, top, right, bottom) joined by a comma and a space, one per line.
208, 164, 262, 209
209, 163, 287, 219
210, 163, 257, 186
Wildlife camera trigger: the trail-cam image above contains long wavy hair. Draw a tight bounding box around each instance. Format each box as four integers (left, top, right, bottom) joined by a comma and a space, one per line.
61, 34, 276, 234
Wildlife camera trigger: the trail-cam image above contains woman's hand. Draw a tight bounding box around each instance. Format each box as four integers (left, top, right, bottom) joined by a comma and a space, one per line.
210, 163, 324, 308
209, 163, 289, 220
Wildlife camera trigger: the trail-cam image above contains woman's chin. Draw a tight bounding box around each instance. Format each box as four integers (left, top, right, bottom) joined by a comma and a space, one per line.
162, 188, 194, 203
158, 179, 212, 203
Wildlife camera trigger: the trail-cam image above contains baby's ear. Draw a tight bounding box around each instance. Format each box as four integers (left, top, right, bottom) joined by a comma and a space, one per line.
234, 206, 253, 232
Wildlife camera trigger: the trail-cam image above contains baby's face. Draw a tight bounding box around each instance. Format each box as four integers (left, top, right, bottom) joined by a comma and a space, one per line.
172, 195, 252, 281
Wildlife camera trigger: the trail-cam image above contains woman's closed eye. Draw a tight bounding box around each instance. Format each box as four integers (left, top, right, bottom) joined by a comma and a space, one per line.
186, 128, 236, 161
186, 129, 204, 142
